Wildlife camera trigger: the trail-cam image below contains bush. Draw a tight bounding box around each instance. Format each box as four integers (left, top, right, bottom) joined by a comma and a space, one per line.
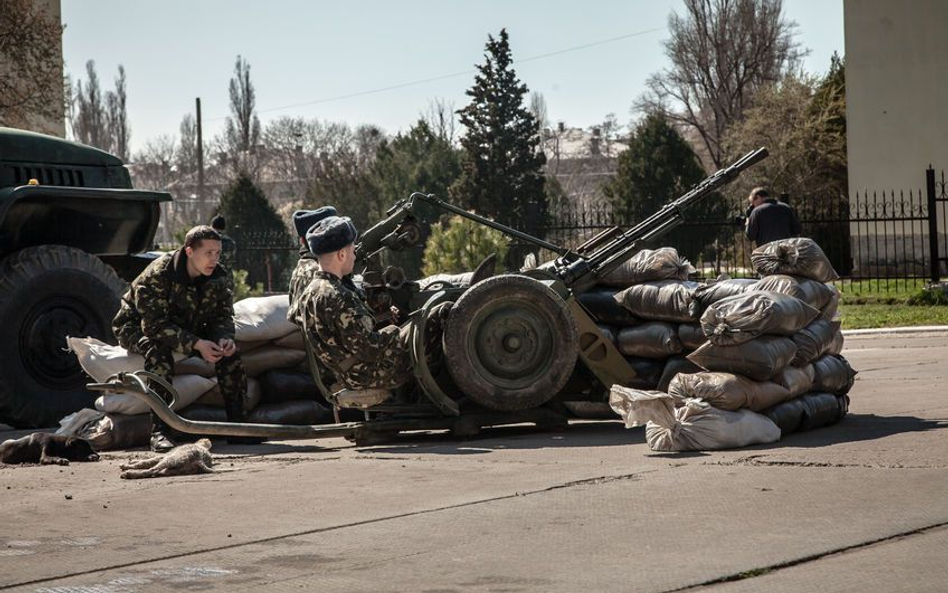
906, 286, 948, 306
422, 215, 509, 276
232, 268, 265, 302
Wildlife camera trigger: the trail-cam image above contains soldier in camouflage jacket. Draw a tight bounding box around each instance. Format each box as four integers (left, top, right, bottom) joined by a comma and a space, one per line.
113, 225, 255, 452
287, 207, 336, 317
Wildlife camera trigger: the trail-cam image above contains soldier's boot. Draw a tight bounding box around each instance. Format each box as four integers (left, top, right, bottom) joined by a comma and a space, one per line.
149, 415, 176, 453
224, 400, 265, 445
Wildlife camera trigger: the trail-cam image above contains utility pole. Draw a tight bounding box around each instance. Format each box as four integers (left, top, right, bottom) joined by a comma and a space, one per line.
196, 97, 205, 223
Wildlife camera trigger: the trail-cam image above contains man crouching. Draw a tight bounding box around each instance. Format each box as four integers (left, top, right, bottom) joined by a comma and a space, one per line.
112, 225, 260, 452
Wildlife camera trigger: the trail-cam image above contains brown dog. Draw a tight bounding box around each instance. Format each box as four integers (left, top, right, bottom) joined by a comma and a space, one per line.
0, 433, 100, 465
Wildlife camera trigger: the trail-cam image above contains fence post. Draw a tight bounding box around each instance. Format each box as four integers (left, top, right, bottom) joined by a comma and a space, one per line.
927, 166, 939, 284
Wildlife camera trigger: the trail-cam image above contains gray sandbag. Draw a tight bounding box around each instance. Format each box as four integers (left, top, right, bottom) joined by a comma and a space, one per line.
791, 319, 841, 366
623, 356, 665, 390
771, 364, 815, 398
596, 325, 617, 345
826, 328, 844, 356
689, 278, 758, 316
258, 369, 319, 403
241, 346, 308, 377
418, 272, 474, 290
688, 336, 798, 381
174, 356, 217, 377
667, 371, 795, 412
81, 413, 151, 451
752, 274, 836, 310
677, 324, 707, 351
617, 322, 682, 359
750, 237, 840, 282
657, 355, 704, 392
821, 286, 841, 321
763, 392, 849, 435
812, 354, 857, 395
598, 247, 695, 287
578, 288, 641, 326
609, 387, 781, 451
701, 291, 819, 346
181, 400, 333, 425
615, 280, 700, 323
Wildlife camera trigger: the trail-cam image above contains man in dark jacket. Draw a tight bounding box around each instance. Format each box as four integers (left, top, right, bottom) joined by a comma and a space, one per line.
113, 225, 256, 452
745, 187, 803, 247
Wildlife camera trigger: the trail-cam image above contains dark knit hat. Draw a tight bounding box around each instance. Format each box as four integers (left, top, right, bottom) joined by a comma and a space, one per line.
306, 216, 358, 255
210, 214, 226, 231
292, 206, 337, 239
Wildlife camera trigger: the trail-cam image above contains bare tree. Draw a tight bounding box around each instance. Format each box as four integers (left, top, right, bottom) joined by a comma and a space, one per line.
638, 0, 803, 169
176, 113, 199, 179
72, 60, 105, 149
105, 65, 130, 160
0, 0, 63, 131
422, 98, 457, 144
224, 55, 261, 152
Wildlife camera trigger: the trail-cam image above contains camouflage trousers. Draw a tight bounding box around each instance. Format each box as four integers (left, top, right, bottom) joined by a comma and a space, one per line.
340, 324, 413, 391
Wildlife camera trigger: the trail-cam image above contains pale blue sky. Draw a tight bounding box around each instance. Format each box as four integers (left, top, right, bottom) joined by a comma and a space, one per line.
62, 1, 844, 155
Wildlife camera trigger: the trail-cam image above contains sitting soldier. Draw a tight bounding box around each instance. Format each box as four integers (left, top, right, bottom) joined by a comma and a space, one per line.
287, 206, 337, 313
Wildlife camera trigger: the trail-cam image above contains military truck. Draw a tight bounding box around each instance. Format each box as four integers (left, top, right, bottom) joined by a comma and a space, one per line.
0, 127, 171, 428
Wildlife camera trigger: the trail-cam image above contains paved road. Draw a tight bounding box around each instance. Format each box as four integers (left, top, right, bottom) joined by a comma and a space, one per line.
1, 330, 946, 592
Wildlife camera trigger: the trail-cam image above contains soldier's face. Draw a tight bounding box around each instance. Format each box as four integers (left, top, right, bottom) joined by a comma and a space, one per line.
340, 243, 356, 276
186, 239, 222, 276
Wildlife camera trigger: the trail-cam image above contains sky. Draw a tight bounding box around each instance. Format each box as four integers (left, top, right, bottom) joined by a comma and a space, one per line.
61, 0, 844, 156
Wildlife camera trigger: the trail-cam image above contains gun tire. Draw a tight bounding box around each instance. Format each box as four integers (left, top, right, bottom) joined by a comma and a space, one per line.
0, 246, 127, 427
443, 274, 578, 411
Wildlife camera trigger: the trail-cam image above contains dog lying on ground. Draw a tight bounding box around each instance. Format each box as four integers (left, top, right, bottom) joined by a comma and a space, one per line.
0, 433, 100, 465
120, 438, 214, 479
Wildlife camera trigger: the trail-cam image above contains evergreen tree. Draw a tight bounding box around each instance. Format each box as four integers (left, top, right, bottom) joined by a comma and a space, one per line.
422, 215, 509, 276
452, 29, 547, 236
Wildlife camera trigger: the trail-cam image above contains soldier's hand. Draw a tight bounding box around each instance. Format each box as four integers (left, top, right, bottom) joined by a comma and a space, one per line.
218, 338, 237, 357
390, 306, 401, 324
195, 339, 223, 363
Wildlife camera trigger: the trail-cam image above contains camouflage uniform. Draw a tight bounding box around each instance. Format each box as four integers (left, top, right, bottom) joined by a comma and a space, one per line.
287, 249, 321, 320
112, 249, 247, 413
298, 270, 411, 390
219, 233, 238, 272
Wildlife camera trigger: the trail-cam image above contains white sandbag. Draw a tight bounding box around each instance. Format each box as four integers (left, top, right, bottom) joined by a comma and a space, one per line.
689, 278, 758, 316
791, 319, 841, 366
752, 274, 836, 310
688, 336, 798, 381
701, 291, 820, 346
615, 280, 700, 323
812, 354, 857, 395
617, 322, 682, 359
174, 355, 216, 377
94, 373, 215, 415
667, 372, 795, 412
67, 336, 186, 383
598, 247, 695, 287
241, 346, 307, 377
609, 386, 781, 451
751, 238, 840, 282
677, 323, 708, 351
234, 294, 297, 342
273, 330, 305, 350
195, 377, 262, 411
771, 364, 815, 398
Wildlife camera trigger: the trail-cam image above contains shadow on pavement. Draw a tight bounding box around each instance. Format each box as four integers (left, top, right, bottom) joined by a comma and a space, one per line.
762, 413, 946, 449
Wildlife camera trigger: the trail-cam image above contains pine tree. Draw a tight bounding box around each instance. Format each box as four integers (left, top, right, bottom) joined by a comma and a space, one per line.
451, 29, 547, 236
422, 215, 509, 276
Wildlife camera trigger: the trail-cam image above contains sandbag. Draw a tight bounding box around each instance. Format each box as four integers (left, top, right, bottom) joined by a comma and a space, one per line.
95, 374, 215, 415
609, 387, 781, 451
791, 319, 841, 366
811, 355, 857, 395
196, 377, 262, 411
700, 291, 820, 346
237, 340, 269, 353
623, 356, 665, 390
596, 325, 617, 345
258, 369, 319, 403
598, 247, 695, 287
68, 336, 186, 383
763, 392, 849, 435
273, 330, 305, 350
826, 328, 845, 356
182, 400, 333, 425
677, 323, 707, 351
688, 336, 798, 381
578, 288, 641, 326
615, 280, 700, 323
563, 401, 619, 419
657, 355, 704, 392
771, 364, 815, 398
617, 322, 682, 359
667, 371, 795, 412
241, 346, 308, 377
821, 286, 841, 321
234, 294, 297, 342
752, 275, 836, 310
174, 356, 216, 377
689, 278, 758, 316
418, 272, 474, 290
750, 238, 840, 282
81, 413, 152, 451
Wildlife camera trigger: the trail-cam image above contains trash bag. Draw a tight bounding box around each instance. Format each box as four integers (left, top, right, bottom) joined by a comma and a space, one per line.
677, 323, 707, 351
234, 294, 298, 342
763, 392, 849, 435
689, 278, 758, 316
700, 291, 820, 346
688, 336, 798, 381
667, 371, 796, 412
811, 355, 857, 395
258, 369, 319, 403
791, 319, 841, 366
615, 280, 700, 323
598, 247, 695, 287
657, 355, 704, 392
771, 364, 815, 398
752, 274, 836, 310
750, 238, 840, 282
578, 288, 641, 326
617, 322, 682, 359
608, 387, 781, 451
95, 374, 215, 415
623, 356, 666, 390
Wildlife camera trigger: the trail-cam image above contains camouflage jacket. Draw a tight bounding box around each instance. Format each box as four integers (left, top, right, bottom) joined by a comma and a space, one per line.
298, 270, 409, 389
219, 234, 237, 271
112, 249, 236, 353
287, 252, 321, 324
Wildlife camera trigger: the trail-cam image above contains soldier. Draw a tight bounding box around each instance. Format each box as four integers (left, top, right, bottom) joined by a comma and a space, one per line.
287, 206, 337, 314
210, 214, 237, 272
113, 225, 260, 452
298, 216, 412, 392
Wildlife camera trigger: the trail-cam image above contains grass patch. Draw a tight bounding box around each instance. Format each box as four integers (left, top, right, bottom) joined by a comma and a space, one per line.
840, 303, 948, 329
835, 278, 927, 305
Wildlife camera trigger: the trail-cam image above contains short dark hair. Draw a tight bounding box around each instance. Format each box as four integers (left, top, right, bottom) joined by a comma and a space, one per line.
751, 187, 770, 200
210, 214, 226, 231
184, 225, 222, 249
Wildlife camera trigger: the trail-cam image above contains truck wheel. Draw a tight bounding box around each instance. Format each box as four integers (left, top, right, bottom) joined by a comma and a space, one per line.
443, 274, 579, 411
0, 246, 127, 427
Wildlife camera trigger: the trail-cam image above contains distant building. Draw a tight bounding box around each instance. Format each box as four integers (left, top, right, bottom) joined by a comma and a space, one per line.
541, 124, 627, 209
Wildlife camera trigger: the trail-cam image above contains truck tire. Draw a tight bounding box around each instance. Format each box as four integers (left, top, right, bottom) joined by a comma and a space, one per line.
0, 246, 127, 427
443, 274, 579, 411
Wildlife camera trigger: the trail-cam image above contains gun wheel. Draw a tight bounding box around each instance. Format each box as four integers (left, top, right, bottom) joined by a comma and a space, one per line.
443, 274, 578, 411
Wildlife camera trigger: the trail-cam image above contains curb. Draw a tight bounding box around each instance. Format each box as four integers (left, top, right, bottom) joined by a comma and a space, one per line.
842, 325, 948, 336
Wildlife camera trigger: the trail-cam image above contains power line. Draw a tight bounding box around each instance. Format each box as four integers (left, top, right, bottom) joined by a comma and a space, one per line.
207, 26, 664, 122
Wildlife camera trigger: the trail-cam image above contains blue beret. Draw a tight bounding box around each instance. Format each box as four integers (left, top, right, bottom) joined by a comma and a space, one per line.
306, 216, 359, 255
293, 206, 337, 239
